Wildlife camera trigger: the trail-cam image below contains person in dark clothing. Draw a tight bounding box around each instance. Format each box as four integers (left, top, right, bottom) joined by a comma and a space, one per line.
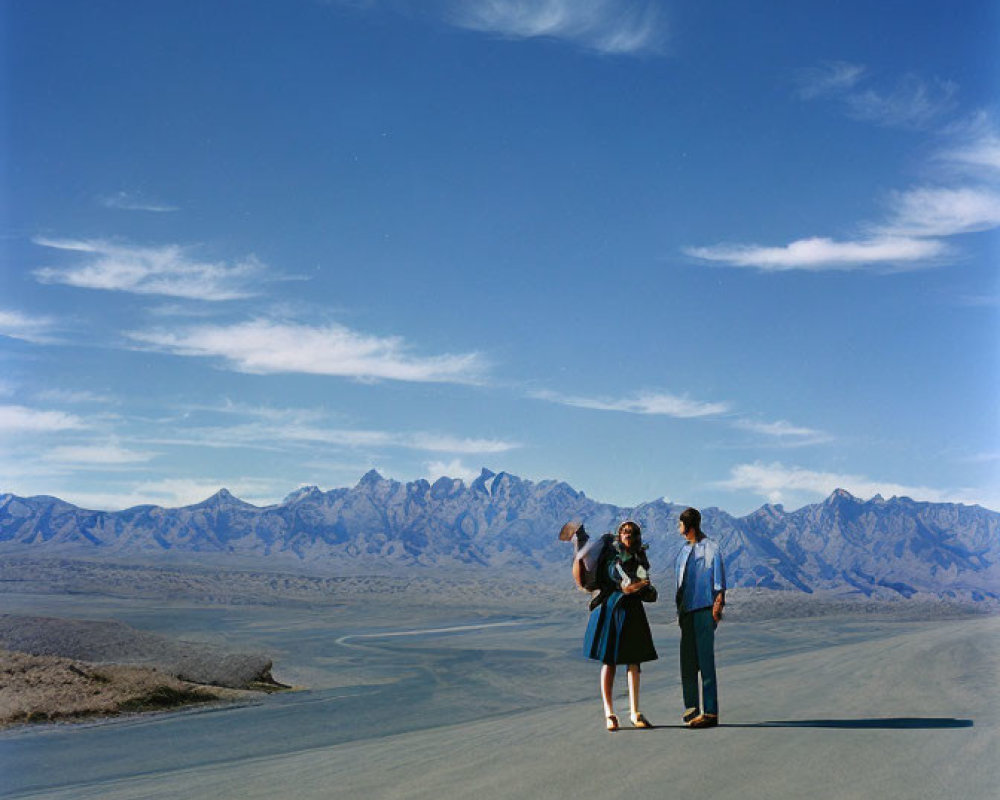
581, 520, 658, 731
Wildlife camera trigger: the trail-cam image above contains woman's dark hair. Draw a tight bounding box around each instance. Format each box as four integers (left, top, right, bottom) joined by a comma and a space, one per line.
616, 520, 644, 557
617, 520, 641, 540
679, 507, 702, 534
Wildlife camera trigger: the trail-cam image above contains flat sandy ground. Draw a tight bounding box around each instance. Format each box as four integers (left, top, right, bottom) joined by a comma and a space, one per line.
0, 588, 997, 800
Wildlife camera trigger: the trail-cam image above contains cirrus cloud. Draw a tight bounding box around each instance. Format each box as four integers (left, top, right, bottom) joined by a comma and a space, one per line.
733, 419, 833, 446
446, 0, 665, 55
795, 62, 957, 129
876, 186, 1000, 238
187, 423, 518, 454
54, 477, 283, 511
98, 191, 178, 213
717, 461, 997, 510
0, 309, 60, 344
0, 404, 87, 433
794, 61, 866, 100
684, 236, 948, 272
531, 388, 729, 418
33, 237, 265, 301
939, 113, 1000, 176
843, 75, 958, 129
128, 319, 488, 384
689, 67, 999, 274
43, 444, 158, 465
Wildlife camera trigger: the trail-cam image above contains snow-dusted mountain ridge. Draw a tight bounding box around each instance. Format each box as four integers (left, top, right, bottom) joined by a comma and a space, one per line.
2, 468, 998, 600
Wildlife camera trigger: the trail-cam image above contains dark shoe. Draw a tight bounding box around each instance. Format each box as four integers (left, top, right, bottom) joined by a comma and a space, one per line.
605, 714, 619, 732
630, 713, 652, 729
682, 708, 700, 724
688, 713, 719, 728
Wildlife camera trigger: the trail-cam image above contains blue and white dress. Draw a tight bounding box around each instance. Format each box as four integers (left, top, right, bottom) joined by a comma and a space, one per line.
583, 548, 658, 665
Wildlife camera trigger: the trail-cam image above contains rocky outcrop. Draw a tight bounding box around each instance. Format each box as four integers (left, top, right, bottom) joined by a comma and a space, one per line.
0, 615, 276, 689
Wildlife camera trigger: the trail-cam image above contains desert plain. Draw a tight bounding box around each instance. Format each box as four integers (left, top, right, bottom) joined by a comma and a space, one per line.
0, 557, 997, 800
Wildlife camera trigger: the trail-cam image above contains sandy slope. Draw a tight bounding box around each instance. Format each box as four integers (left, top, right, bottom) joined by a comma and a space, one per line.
8, 615, 997, 800
0, 650, 238, 726
0, 614, 275, 689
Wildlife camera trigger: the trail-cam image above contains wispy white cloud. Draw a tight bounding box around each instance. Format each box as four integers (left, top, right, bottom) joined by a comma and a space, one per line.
147, 303, 231, 318
55, 477, 283, 511
533, 388, 831, 448
143, 401, 517, 454
260, 425, 516, 453
141, 421, 518, 455
211, 401, 331, 424
532, 388, 728, 418
684, 236, 948, 271
717, 461, 997, 509
686, 102, 1000, 273
796, 62, 957, 128
938, 112, 1000, 176
733, 419, 833, 446
128, 319, 488, 384
0, 450, 72, 484
794, 61, 866, 99
425, 458, 480, 482
36, 389, 116, 405
0, 309, 60, 344
43, 444, 158, 465
0, 404, 87, 433
407, 432, 517, 453
875, 186, 1000, 238
33, 237, 264, 301
843, 75, 958, 128
98, 191, 178, 213
446, 0, 665, 55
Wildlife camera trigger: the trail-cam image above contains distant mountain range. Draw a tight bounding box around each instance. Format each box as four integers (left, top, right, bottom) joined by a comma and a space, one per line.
2, 469, 998, 600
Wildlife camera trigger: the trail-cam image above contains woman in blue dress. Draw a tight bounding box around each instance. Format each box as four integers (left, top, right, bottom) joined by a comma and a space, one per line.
583, 520, 658, 731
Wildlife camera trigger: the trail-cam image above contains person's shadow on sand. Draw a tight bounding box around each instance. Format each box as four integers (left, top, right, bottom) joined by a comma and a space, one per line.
621, 718, 972, 731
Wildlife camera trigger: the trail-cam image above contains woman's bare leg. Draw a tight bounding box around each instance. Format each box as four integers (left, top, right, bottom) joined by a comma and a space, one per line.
627, 664, 641, 718
601, 664, 616, 717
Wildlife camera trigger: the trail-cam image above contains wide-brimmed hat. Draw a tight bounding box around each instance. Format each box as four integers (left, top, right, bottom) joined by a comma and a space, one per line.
559, 521, 584, 541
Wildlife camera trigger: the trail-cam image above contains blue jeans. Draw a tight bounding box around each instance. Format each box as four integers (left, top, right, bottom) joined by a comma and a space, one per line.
679, 608, 718, 715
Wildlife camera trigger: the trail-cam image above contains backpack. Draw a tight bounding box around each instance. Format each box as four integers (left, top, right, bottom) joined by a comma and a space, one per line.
574, 532, 614, 591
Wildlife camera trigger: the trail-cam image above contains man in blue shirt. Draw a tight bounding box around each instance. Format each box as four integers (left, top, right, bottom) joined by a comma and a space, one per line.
674, 507, 726, 728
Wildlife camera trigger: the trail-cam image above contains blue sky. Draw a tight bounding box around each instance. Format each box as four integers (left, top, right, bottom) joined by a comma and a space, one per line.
2, 0, 998, 514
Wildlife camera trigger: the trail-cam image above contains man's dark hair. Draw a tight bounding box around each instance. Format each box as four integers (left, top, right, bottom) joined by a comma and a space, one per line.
679, 507, 702, 534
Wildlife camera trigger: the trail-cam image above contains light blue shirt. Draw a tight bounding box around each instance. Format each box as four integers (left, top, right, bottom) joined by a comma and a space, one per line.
675, 536, 726, 613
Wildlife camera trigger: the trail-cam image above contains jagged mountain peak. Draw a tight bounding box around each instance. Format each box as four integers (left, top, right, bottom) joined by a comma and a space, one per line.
756, 502, 786, 518
193, 488, 252, 508
407, 478, 431, 494
357, 469, 385, 488
826, 488, 860, 504
283, 485, 323, 504
3, 470, 998, 601
430, 475, 465, 498
470, 468, 497, 493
